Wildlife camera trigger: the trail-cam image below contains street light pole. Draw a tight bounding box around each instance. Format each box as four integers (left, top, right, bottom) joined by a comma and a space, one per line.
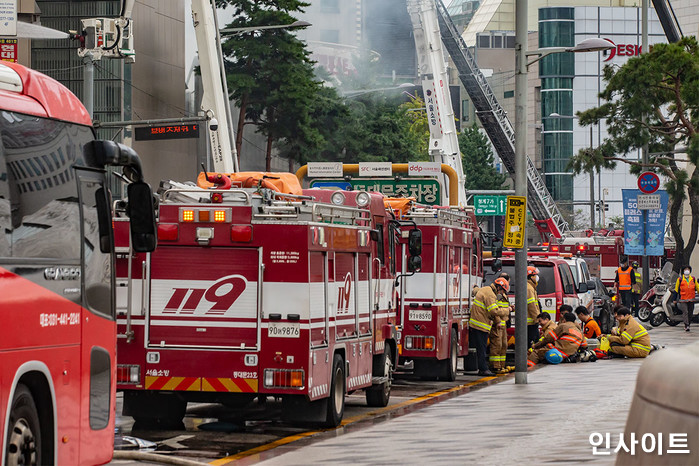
589, 125, 595, 229
514, 0, 529, 385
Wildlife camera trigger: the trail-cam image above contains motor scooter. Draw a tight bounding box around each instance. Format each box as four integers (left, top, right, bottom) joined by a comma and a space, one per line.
642, 262, 673, 324
650, 289, 698, 327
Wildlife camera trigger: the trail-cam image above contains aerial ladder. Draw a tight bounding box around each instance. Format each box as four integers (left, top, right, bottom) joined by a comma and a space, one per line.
74, 0, 239, 173
408, 0, 570, 239
651, 0, 683, 43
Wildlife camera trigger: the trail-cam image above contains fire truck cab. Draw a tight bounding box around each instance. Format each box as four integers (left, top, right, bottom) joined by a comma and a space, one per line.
115, 175, 415, 427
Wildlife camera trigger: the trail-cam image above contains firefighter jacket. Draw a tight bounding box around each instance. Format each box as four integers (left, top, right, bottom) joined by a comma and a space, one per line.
674, 275, 699, 300
607, 316, 651, 354
538, 320, 557, 343
632, 269, 642, 294
526, 278, 540, 325
616, 266, 635, 291
470, 284, 508, 333
494, 293, 511, 328
533, 321, 583, 358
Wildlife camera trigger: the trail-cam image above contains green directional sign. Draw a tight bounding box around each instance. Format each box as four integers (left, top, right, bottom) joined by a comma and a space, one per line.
310, 178, 441, 205
474, 195, 507, 216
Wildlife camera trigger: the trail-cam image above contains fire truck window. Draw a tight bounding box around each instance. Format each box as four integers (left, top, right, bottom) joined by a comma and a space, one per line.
79, 174, 114, 319
0, 111, 92, 260
558, 263, 575, 295
0, 131, 11, 257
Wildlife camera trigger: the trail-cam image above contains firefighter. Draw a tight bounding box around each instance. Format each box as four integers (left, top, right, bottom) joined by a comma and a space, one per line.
527, 312, 583, 367
605, 307, 651, 357
526, 266, 542, 347
536, 312, 557, 343
614, 257, 636, 310
630, 261, 642, 316
575, 306, 601, 339
470, 277, 510, 376
672, 265, 699, 332
489, 276, 512, 374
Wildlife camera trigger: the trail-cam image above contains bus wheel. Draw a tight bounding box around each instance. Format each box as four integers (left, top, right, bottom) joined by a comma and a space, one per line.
439, 329, 458, 382
324, 354, 345, 427
366, 345, 392, 407
6, 384, 41, 466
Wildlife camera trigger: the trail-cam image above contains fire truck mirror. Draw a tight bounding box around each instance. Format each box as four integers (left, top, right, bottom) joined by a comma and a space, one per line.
95, 187, 113, 253
408, 229, 422, 256
370, 229, 380, 242
408, 255, 422, 273
586, 279, 596, 291
492, 239, 503, 258
491, 259, 502, 273
127, 181, 157, 253
578, 282, 588, 293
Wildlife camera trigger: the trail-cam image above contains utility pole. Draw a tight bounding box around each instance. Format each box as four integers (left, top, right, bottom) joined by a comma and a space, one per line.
641, 0, 650, 294
83, 52, 94, 118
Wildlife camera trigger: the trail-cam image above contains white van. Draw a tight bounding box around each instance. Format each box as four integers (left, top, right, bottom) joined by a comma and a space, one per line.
561, 256, 596, 311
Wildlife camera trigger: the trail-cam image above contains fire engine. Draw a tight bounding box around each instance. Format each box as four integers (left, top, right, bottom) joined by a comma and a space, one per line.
115, 177, 420, 427
387, 200, 482, 380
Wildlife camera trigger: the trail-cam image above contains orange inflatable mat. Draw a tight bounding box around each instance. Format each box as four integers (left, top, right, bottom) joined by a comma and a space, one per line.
197, 171, 303, 195
384, 197, 415, 218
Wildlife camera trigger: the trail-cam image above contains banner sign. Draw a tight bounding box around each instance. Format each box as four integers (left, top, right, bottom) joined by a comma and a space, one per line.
503, 196, 526, 248
622, 189, 668, 256
0, 38, 16, 62
310, 178, 440, 205
407, 162, 441, 176
358, 162, 392, 177
307, 162, 343, 178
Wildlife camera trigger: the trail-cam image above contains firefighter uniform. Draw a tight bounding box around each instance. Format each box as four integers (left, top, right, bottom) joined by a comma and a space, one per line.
631, 267, 642, 315
470, 284, 504, 373
537, 319, 557, 343
607, 316, 651, 358
527, 277, 541, 346
488, 293, 510, 371
527, 321, 583, 366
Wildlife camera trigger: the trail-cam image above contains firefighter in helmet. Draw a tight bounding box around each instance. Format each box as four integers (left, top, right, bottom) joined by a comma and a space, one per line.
470, 277, 510, 376
489, 274, 512, 374
527, 311, 583, 366
526, 266, 542, 347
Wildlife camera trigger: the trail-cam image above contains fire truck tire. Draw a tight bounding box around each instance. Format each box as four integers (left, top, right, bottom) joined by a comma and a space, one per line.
6, 384, 42, 466
438, 329, 458, 382
324, 354, 346, 427
366, 345, 392, 407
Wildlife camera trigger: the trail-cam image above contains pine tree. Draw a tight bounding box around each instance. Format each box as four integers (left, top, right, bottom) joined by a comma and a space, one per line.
459, 123, 508, 191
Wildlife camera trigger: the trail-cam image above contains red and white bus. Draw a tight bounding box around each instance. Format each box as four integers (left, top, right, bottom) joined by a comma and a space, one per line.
0, 62, 155, 465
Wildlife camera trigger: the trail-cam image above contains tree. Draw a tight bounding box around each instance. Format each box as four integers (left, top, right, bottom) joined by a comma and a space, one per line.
218, 0, 322, 170
400, 95, 430, 157
570, 37, 699, 273
459, 123, 508, 191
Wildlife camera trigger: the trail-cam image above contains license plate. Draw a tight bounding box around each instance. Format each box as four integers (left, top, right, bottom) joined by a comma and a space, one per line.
267, 322, 300, 338
409, 310, 432, 321
655, 285, 666, 293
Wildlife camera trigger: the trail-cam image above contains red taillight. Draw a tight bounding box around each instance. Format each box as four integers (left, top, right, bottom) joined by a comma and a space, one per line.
157, 223, 179, 241
551, 245, 559, 252
231, 225, 253, 242
116, 364, 140, 384
405, 335, 435, 350
264, 369, 305, 388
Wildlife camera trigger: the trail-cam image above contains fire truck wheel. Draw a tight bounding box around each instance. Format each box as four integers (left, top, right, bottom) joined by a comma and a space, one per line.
438, 329, 458, 382
324, 354, 346, 427
366, 345, 392, 407
6, 384, 42, 466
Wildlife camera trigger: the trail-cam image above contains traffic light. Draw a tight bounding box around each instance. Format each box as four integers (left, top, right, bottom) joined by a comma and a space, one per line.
595, 202, 609, 212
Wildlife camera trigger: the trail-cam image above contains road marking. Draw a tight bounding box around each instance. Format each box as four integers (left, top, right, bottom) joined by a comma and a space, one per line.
209, 375, 502, 465
160, 434, 195, 450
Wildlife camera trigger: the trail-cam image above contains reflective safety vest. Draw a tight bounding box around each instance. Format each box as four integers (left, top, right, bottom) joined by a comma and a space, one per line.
632, 271, 642, 294
675, 275, 699, 300
470, 284, 499, 333
617, 267, 632, 291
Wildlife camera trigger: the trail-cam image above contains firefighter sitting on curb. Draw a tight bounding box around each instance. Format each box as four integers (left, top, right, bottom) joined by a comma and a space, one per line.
489, 274, 513, 374
527, 312, 583, 367
604, 306, 651, 358
535, 312, 557, 344
575, 306, 601, 339
469, 277, 510, 376
526, 266, 542, 346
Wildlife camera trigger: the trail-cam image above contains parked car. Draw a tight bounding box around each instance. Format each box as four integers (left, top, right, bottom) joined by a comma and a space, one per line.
591, 277, 615, 333
560, 255, 596, 311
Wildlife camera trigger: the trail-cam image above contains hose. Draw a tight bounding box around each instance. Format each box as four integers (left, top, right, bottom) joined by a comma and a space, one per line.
112, 450, 209, 466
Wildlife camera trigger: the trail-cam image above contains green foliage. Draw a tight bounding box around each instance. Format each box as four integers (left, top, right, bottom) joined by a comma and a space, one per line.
570, 37, 699, 271
400, 96, 430, 157
459, 123, 508, 191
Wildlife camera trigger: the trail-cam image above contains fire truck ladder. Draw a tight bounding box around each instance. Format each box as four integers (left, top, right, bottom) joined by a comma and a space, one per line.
651, 0, 683, 43
432, 0, 569, 239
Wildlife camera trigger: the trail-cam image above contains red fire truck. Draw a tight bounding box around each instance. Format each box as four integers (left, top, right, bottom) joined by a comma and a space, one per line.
115, 178, 419, 427
549, 231, 674, 288
387, 200, 482, 380
0, 62, 156, 465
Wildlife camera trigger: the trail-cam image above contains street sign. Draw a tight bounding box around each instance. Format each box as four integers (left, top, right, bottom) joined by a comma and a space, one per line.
134, 124, 199, 141
358, 162, 392, 177
474, 195, 506, 216
310, 178, 440, 205
637, 194, 661, 210
638, 171, 660, 194
503, 196, 527, 248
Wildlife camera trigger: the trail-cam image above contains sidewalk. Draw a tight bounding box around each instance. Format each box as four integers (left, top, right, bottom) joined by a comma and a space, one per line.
254, 325, 698, 465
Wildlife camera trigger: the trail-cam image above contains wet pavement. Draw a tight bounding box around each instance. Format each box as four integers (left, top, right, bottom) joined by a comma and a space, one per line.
228, 325, 698, 465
